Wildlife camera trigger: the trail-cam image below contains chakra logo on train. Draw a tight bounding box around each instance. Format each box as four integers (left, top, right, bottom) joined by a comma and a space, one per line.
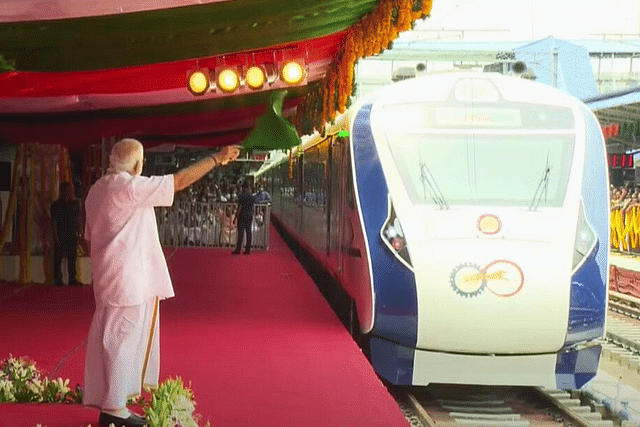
450, 263, 486, 297
450, 260, 524, 298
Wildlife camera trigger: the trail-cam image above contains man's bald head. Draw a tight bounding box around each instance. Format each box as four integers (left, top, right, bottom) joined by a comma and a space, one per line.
109, 138, 144, 175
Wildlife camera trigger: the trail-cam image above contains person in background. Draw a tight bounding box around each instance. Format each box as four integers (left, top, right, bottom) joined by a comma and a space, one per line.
50, 181, 80, 286
232, 181, 255, 255
221, 204, 235, 246
83, 138, 239, 427
254, 185, 271, 205
253, 184, 271, 231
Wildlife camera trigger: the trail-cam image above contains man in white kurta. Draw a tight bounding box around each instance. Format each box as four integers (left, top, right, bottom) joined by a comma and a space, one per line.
83, 138, 238, 427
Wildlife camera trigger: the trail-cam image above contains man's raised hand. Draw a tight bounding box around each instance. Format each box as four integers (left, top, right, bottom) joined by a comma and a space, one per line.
216, 145, 241, 165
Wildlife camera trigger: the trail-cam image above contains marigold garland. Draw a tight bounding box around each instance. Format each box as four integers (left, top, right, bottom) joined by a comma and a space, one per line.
294, 0, 433, 134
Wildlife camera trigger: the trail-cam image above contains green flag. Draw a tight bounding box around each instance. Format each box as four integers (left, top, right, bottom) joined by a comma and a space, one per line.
241, 90, 302, 151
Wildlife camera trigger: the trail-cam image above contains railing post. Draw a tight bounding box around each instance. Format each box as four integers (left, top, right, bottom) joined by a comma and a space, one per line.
157, 200, 271, 250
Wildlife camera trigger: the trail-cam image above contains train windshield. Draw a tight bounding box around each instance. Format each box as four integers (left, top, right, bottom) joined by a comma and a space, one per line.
383, 103, 575, 208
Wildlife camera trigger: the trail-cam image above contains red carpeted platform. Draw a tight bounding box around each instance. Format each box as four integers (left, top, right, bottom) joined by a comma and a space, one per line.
0, 226, 408, 427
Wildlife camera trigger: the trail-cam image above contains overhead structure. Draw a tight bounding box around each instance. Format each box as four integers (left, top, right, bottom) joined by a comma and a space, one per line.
584, 86, 640, 185
0, 0, 433, 152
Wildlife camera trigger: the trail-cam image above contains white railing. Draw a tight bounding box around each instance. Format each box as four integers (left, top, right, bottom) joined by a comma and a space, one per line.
155, 201, 270, 249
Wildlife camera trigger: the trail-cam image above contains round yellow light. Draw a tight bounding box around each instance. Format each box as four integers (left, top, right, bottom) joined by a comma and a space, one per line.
245, 66, 266, 90
281, 61, 304, 85
187, 70, 209, 95
217, 68, 240, 93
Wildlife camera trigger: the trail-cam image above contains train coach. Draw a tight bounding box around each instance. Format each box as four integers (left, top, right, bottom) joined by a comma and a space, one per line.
259, 72, 609, 389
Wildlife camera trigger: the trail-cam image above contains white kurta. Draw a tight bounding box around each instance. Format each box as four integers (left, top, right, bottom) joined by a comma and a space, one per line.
83, 172, 174, 411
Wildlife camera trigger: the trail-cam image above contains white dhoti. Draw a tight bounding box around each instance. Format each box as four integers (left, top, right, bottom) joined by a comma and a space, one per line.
83, 297, 160, 411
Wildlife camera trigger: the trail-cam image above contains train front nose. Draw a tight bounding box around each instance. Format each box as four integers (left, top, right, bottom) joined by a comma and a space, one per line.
403, 212, 574, 356
412, 241, 571, 354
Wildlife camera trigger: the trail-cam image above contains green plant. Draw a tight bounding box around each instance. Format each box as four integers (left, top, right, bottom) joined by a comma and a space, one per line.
1, 356, 206, 426
0, 355, 81, 403
143, 377, 207, 427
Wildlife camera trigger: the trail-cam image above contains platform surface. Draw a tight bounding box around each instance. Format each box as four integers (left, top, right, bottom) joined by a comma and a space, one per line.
610, 250, 640, 271
0, 225, 408, 427
587, 250, 640, 424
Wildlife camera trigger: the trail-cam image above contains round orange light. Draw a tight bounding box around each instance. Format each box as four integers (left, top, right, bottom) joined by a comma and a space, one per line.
245, 66, 266, 90
281, 61, 304, 85
477, 214, 501, 235
187, 70, 209, 95
217, 68, 240, 93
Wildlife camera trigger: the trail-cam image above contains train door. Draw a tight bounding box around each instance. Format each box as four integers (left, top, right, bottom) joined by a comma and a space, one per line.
295, 151, 304, 234
338, 136, 350, 274
326, 135, 334, 256
328, 135, 346, 274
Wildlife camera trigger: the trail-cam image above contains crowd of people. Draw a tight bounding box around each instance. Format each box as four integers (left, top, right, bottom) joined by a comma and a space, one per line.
173, 172, 271, 204
156, 174, 271, 248
610, 184, 640, 253
611, 185, 640, 212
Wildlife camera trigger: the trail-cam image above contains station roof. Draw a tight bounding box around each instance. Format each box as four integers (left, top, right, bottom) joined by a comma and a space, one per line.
379, 35, 640, 151
376, 37, 640, 62
566, 39, 640, 57
0, 0, 432, 152
585, 87, 640, 152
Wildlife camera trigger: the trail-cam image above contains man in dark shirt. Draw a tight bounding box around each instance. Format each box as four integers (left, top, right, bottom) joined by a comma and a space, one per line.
232, 182, 255, 255
254, 186, 271, 204
51, 182, 80, 285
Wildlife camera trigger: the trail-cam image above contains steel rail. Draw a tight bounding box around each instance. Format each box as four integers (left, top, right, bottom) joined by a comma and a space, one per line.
399, 386, 611, 426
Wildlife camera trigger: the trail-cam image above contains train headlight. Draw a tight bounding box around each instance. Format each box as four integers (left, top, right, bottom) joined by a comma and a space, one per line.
381, 200, 413, 270
572, 201, 597, 271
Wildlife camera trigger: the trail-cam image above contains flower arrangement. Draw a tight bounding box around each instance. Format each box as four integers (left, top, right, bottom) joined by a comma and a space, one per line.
141, 377, 207, 427
1, 355, 204, 427
295, 0, 433, 134
0, 355, 82, 404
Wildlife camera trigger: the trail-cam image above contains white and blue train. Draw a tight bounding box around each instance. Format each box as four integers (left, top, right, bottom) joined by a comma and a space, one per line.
260, 72, 609, 389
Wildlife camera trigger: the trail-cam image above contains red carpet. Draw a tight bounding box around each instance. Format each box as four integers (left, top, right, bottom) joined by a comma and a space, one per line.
0, 226, 408, 427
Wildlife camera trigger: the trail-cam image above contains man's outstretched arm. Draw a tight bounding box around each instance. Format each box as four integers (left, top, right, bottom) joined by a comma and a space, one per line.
173, 145, 240, 193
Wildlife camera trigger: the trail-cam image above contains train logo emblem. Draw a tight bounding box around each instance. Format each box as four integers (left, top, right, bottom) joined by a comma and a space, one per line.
450, 260, 524, 298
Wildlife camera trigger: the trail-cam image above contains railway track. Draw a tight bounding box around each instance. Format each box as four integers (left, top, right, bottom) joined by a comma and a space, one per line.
609, 291, 640, 321
396, 385, 614, 427
606, 291, 640, 357
392, 293, 640, 427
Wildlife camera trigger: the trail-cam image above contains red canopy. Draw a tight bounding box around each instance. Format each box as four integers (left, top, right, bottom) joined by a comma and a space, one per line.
0, 0, 433, 151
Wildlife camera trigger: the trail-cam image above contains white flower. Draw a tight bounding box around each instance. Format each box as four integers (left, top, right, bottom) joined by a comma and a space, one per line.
171, 413, 199, 427
173, 395, 195, 413
54, 377, 71, 393
26, 378, 44, 398
0, 378, 15, 402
